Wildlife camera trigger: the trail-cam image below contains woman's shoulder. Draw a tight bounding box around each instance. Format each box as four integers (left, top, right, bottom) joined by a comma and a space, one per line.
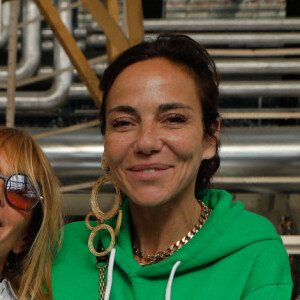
53, 220, 96, 272
63, 220, 90, 235
242, 238, 292, 297
0, 279, 18, 300
54, 221, 92, 261
52, 221, 98, 297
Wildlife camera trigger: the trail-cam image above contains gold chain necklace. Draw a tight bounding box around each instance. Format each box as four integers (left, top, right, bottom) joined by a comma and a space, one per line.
132, 200, 212, 266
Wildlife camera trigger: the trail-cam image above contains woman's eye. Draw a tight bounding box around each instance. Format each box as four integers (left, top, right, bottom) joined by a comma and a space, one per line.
165, 114, 187, 124
112, 119, 132, 128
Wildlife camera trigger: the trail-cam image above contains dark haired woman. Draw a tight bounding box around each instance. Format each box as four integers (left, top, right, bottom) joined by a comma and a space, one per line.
52, 34, 292, 300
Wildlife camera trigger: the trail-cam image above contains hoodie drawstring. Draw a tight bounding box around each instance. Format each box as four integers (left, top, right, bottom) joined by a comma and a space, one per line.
104, 251, 181, 300
104, 248, 116, 300
165, 261, 181, 300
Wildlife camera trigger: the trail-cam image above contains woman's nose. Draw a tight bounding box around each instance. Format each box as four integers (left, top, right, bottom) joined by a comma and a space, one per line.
133, 122, 163, 155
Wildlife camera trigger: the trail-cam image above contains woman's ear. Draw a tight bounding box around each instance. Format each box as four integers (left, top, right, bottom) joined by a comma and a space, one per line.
202, 119, 220, 160
212, 118, 220, 140
12, 231, 31, 254
101, 151, 107, 162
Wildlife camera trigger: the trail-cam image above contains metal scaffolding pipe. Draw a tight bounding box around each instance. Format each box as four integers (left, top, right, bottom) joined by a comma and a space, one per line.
0, 0, 72, 111
86, 33, 300, 48
142, 19, 300, 32
81, 19, 300, 33
216, 59, 300, 74
0, 0, 40, 82
215, 126, 300, 192
220, 81, 300, 97
0, 1, 10, 48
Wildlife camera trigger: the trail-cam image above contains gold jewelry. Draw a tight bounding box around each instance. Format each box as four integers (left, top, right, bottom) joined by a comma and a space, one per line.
132, 199, 212, 266
96, 260, 108, 300
86, 165, 123, 300
101, 159, 110, 172
85, 211, 100, 230
88, 224, 116, 257
87, 174, 123, 256
91, 174, 122, 221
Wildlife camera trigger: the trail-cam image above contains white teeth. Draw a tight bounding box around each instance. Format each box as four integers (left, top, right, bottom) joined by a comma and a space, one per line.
141, 169, 156, 173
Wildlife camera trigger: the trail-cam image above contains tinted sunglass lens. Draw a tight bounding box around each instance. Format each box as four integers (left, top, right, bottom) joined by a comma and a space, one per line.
6, 174, 40, 210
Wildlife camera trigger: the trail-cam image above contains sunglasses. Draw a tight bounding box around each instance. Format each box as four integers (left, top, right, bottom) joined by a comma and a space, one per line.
0, 172, 43, 211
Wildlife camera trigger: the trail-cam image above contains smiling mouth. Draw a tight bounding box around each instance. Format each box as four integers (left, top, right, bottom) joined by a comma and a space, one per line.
129, 164, 172, 172
127, 165, 172, 180
140, 169, 156, 173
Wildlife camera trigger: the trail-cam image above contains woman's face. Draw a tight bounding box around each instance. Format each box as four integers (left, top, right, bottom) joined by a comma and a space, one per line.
104, 58, 217, 207
0, 149, 32, 265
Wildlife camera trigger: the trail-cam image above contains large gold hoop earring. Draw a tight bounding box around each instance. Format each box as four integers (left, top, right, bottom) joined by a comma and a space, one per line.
90, 174, 122, 220
88, 224, 115, 257
85, 212, 101, 230
86, 159, 122, 299
86, 165, 123, 258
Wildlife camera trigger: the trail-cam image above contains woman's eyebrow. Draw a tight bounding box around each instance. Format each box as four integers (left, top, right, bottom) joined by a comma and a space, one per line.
158, 103, 193, 112
107, 105, 137, 114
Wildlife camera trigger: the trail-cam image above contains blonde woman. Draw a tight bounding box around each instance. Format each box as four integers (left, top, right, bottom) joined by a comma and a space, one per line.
0, 127, 62, 299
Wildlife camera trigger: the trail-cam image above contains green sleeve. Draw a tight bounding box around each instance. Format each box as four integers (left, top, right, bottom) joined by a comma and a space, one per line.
242, 284, 292, 300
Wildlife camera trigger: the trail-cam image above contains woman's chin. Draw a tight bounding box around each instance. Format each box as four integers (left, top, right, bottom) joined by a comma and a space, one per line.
127, 190, 171, 208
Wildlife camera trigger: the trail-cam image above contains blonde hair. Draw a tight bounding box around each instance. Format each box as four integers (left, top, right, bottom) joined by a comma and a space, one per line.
0, 127, 63, 300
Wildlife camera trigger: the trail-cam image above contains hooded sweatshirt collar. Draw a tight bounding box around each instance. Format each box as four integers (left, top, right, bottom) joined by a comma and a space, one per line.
101, 189, 281, 279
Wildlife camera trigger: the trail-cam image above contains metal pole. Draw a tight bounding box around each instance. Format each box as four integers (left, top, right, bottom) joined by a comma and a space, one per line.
6, 0, 19, 128
0, 0, 2, 33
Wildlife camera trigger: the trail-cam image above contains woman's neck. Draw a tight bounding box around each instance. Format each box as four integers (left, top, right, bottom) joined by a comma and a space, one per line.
129, 193, 202, 264
0, 255, 8, 280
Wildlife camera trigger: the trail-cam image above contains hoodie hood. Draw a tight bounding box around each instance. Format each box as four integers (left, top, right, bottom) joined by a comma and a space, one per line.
102, 189, 282, 278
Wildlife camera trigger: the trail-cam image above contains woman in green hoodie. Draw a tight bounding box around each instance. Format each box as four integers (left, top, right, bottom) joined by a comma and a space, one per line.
52, 34, 292, 300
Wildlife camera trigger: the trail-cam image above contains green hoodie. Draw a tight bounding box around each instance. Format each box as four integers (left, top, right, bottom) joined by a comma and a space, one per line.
52, 190, 292, 299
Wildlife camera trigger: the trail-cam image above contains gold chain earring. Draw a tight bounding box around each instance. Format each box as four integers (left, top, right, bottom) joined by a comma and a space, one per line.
85, 159, 123, 257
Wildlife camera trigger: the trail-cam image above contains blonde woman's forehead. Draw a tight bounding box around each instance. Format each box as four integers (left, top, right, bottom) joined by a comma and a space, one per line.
0, 149, 11, 175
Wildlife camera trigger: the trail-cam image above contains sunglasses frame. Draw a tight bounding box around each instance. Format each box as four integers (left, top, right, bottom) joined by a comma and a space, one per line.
0, 172, 43, 211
